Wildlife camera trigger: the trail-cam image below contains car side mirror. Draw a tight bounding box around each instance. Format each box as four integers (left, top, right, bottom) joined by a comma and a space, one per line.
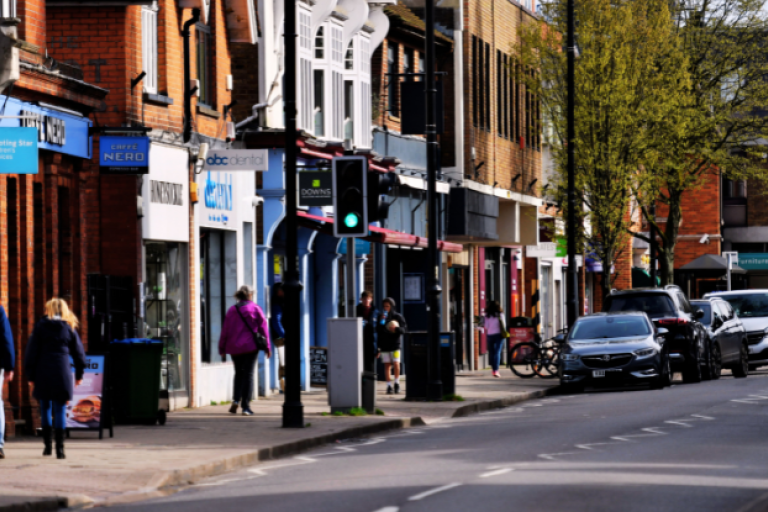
554, 333, 566, 344
695, 309, 705, 320
657, 327, 669, 336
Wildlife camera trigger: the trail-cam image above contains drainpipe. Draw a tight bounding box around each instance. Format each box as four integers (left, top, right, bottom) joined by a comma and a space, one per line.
183, 8, 201, 143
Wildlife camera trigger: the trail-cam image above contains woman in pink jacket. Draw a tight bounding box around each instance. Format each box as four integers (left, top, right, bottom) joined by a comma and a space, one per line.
219, 285, 271, 415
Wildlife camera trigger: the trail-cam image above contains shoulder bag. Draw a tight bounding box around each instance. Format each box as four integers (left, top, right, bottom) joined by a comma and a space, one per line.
235, 305, 269, 352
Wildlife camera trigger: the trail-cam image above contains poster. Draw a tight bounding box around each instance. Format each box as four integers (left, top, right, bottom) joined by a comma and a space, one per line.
403, 274, 424, 303
66, 355, 105, 429
309, 347, 328, 386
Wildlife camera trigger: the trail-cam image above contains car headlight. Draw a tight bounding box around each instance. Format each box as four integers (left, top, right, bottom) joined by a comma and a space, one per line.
633, 347, 658, 360
561, 354, 580, 361
763, 327, 768, 339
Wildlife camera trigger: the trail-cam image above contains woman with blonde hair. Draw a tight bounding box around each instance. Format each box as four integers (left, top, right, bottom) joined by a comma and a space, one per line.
25, 298, 86, 459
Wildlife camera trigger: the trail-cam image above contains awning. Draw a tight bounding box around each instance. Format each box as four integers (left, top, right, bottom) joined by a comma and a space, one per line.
297, 210, 464, 253
680, 254, 746, 274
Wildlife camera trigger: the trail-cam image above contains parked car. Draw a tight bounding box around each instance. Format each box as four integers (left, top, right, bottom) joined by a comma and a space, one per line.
603, 286, 706, 383
559, 312, 671, 392
703, 290, 768, 372
691, 298, 748, 379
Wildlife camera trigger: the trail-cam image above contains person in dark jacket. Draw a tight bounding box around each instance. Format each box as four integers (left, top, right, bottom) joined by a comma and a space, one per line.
356, 291, 378, 372
270, 282, 286, 392
376, 298, 407, 394
219, 285, 271, 416
0, 305, 14, 459
25, 298, 86, 460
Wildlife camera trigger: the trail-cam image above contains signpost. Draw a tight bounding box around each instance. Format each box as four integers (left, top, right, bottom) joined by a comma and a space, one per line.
0, 127, 38, 174
723, 251, 738, 291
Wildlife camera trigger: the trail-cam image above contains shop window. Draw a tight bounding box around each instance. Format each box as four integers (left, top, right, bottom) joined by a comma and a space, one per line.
142, 4, 159, 94
200, 230, 237, 363
196, 23, 214, 107
145, 242, 188, 392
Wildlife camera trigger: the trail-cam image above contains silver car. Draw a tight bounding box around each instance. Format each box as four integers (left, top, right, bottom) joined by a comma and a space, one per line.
703, 290, 765, 371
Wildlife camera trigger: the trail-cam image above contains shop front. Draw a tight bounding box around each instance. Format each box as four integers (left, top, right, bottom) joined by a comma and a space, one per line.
195, 168, 257, 405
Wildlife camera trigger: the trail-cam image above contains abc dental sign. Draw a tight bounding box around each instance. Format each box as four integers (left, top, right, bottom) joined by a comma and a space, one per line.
202, 149, 268, 171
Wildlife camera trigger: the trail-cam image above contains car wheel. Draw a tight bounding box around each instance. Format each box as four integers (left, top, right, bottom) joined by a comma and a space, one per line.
732, 343, 749, 379
710, 343, 722, 381
702, 341, 713, 381
682, 342, 702, 384
749, 365, 760, 372
561, 382, 585, 394
652, 354, 671, 390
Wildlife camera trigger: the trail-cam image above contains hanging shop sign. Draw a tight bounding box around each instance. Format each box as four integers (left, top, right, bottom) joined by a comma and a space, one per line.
0, 127, 38, 174
202, 149, 268, 171
0, 96, 92, 159
298, 171, 333, 207
99, 136, 150, 175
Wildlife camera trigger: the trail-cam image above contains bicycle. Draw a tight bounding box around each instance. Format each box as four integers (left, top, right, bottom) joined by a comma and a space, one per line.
508, 329, 565, 379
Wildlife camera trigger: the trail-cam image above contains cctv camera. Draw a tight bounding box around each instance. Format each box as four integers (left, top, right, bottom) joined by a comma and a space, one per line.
699, 234, 710, 244
198, 142, 210, 164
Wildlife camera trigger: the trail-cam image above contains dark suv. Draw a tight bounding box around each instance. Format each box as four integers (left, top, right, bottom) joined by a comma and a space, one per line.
603, 286, 707, 383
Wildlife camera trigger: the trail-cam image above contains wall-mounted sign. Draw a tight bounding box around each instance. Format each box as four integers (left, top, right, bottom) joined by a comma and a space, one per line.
202, 149, 268, 171
100, 136, 150, 174
298, 171, 332, 207
0, 128, 38, 174
736, 253, 767, 270
142, 144, 189, 243
0, 96, 91, 159
198, 170, 240, 229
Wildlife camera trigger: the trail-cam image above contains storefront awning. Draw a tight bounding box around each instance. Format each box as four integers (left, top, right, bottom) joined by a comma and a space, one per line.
297, 210, 464, 253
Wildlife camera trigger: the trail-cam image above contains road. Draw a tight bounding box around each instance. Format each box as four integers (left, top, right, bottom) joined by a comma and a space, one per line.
106, 372, 768, 512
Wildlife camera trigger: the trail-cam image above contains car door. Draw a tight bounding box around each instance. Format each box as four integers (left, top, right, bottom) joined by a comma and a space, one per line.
721, 301, 742, 362
711, 302, 733, 362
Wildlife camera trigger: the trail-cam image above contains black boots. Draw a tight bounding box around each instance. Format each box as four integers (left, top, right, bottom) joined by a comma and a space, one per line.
42, 426, 52, 456
54, 428, 65, 460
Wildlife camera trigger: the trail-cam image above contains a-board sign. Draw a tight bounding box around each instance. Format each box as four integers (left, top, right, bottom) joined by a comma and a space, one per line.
67, 354, 113, 438
310, 346, 328, 386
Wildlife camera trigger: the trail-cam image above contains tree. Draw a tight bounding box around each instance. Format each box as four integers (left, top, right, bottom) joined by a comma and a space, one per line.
516, 0, 689, 299
634, 0, 768, 285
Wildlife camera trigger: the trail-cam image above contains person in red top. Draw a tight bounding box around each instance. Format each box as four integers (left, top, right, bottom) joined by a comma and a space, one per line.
219, 285, 271, 415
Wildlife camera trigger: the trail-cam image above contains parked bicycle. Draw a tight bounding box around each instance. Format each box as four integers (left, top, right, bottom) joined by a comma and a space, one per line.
508, 329, 566, 379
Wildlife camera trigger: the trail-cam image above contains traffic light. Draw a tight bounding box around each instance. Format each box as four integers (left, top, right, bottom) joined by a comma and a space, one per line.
367, 171, 398, 223
332, 156, 368, 237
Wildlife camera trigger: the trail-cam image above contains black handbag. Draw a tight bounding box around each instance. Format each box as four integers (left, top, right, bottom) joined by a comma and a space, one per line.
235, 304, 269, 352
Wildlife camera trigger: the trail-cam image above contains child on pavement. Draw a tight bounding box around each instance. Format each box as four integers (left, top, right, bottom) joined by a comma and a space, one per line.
376, 298, 407, 394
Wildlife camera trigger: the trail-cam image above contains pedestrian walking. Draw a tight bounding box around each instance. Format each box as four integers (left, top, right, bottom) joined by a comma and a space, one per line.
220, 285, 271, 416
0, 304, 14, 459
484, 301, 508, 377
356, 291, 378, 371
24, 298, 86, 459
270, 283, 286, 392
376, 298, 407, 394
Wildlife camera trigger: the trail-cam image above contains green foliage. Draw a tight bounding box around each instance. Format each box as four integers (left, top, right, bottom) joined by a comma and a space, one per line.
347, 407, 368, 416
333, 411, 345, 417
375, 408, 385, 416
443, 394, 465, 402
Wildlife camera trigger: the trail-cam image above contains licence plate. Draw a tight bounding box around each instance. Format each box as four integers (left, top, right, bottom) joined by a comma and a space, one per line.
593, 370, 606, 378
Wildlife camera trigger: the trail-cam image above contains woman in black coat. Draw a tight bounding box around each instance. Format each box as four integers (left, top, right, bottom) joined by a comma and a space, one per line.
25, 298, 86, 459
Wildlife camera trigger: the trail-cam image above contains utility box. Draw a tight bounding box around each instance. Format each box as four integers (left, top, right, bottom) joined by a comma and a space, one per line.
327, 318, 363, 413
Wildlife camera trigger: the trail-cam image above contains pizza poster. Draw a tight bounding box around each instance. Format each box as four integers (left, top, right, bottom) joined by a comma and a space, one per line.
66, 355, 105, 429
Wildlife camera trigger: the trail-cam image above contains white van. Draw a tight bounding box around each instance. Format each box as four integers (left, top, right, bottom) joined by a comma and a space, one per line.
703, 290, 768, 369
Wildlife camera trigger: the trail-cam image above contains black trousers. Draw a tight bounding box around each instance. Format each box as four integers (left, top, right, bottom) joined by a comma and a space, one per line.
232, 351, 259, 405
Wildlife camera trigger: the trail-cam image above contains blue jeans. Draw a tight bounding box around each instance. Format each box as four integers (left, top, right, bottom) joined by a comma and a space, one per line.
0, 370, 5, 449
488, 333, 504, 372
40, 399, 67, 430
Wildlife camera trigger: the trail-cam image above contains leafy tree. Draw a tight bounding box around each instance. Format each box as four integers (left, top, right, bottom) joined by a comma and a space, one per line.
516, 0, 688, 298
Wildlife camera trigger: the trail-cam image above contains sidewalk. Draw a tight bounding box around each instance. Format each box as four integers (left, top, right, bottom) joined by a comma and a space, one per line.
0, 371, 557, 510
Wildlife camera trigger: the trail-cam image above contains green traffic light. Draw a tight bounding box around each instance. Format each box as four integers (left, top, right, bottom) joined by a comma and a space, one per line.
344, 212, 360, 228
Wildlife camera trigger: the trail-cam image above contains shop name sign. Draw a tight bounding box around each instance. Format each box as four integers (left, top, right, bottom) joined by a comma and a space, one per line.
202, 149, 268, 171
150, 180, 184, 206
99, 136, 150, 175
0, 128, 38, 174
20, 110, 66, 145
298, 171, 332, 206
203, 171, 233, 224
736, 253, 768, 270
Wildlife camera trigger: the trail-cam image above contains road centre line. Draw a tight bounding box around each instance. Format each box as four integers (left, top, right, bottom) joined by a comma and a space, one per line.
372, 508, 399, 512
408, 483, 462, 501
480, 468, 513, 478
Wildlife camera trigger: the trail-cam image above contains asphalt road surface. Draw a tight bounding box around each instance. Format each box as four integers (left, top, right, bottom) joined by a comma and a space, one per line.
106, 372, 768, 512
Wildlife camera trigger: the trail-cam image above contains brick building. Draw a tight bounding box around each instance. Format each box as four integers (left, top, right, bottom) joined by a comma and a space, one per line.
0, 3, 107, 435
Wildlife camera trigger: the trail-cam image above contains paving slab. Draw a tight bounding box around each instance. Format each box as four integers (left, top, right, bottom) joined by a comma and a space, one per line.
0, 370, 556, 510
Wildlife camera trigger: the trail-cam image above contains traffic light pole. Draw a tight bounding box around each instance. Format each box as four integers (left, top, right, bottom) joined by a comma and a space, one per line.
282, 0, 304, 428
425, 0, 443, 402
565, 0, 578, 328
650, 204, 657, 287
346, 239, 356, 318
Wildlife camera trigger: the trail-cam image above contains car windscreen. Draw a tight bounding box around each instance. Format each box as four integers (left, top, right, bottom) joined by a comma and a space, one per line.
569, 316, 651, 341
693, 303, 711, 325
719, 293, 768, 318
604, 294, 677, 319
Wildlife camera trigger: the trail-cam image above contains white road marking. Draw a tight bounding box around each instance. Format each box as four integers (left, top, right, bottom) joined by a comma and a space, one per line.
372, 508, 399, 512
538, 452, 578, 460
665, 420, 693, 427
691, 414, 714, 420
480, 468, 513, 478
408, 483, 462, 501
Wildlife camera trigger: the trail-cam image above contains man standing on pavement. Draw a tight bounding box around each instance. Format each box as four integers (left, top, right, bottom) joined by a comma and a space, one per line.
356, 291, 378, 372
376, 298, 407, 395
0, 304, 15, 459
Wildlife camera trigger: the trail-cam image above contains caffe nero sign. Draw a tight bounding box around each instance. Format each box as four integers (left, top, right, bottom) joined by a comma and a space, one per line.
299, 171, 332, 207
99, 136, 150, 175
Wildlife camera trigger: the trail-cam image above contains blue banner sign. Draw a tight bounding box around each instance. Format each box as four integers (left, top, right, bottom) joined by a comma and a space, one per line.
0, 128, 39, 174
737, 253, 768, 270
0, 96, 92, 159
100, 136, 150, 174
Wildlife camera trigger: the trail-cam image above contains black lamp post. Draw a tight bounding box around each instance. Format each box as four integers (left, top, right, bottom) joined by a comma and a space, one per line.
282, 0, 304, 428
566, 0, 578, 327
425, 0, 443, 402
